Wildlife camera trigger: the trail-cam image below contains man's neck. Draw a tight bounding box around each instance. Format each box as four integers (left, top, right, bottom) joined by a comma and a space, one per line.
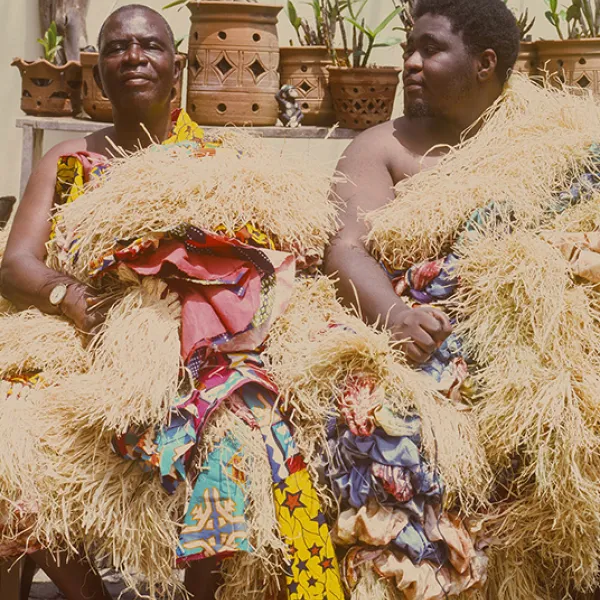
111, 108, 173, 152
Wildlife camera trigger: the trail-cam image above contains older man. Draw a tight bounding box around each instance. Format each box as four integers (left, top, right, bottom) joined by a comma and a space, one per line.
325, 0, 521, 364
0, 5, 211, 600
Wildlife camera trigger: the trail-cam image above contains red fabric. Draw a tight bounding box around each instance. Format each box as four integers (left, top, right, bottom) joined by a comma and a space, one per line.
123, 240, 262, 360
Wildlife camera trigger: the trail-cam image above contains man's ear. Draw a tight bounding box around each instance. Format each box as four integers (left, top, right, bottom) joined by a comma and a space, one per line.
477, 49, 498, 83
173, 53, 183, 86
93, 64, 105, 96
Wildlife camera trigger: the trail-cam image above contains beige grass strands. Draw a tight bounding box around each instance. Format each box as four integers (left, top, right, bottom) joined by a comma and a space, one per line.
49, 132, 340, 282
33, 400, 185, 599
264, 277, 490, 508
366, 75, 600, 270
0, 310, 89, 378
452, 228, 600, 589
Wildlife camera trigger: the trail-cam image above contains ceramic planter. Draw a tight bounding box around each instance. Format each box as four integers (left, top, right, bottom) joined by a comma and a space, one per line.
513, 41, 538, 77
328, 66, 401, 130
186, 1, 282, 126
12, 58, 82, 117
80, 51, 187, 123
279, 46, 338, 127
536, 38, 600, 96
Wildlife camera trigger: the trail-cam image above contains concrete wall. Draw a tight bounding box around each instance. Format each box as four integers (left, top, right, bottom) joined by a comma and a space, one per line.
0, 0, 556, 200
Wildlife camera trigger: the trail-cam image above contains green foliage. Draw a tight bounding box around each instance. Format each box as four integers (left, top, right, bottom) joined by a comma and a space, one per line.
344, 1, 404, 67
163, 0, 187, 8
37, 21, 63, 64
544, 0, 600, 39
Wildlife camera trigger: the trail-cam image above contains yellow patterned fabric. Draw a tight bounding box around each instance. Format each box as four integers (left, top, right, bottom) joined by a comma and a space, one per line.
275, 469, 344, 600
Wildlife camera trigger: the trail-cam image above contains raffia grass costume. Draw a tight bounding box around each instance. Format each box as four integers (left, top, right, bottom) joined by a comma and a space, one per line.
0, 112, 486, 600
367, 74, 600, 599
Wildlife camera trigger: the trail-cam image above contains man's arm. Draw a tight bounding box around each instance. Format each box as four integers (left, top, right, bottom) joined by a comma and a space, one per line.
325, 126, 451, 364
1, 141, 106, 333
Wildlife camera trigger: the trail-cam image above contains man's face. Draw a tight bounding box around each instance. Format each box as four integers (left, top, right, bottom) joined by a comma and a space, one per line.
97, 9, 178, 116
402, 14, 478, 121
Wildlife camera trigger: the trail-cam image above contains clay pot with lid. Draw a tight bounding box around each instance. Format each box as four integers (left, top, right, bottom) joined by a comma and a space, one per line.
12, 58, 82, 117
328, 66, 401, 130
186, 1, 282, 126
279, 46, 339, 127
80, 51, 187, 122
536, 39, 600, 97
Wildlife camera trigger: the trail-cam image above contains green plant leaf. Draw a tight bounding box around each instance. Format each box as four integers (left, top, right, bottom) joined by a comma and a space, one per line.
287, 0, 302, 28
163, 0, 187, 9
345, 16, 374, 38
549, 0, 558, 13
373, 35, 404, 47
373, 6, 403, 36
566, 4, 582, 20
545, 10, 558, 25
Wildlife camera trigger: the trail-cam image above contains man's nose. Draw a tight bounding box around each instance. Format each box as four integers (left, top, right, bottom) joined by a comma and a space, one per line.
123, 42, 147, 65
404, 50, 423, 73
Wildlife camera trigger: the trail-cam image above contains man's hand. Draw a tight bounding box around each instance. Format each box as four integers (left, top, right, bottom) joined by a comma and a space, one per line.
389, 305, 453, 365
60, 284, 114, 337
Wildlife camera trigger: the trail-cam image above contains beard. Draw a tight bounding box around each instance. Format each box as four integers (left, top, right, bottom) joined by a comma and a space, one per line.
405, 98, 435, 119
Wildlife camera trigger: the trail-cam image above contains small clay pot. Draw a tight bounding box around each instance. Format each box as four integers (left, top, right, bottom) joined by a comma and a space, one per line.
328, 66, 401, 130
279, 46, 339, 127
536, 38, 600, 97
12, 58, 82, 117
513, 41, 538, 77
80, 51, 188, 122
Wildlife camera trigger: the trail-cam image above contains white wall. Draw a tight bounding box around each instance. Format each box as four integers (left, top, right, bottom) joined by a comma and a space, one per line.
0, 0, 556, 201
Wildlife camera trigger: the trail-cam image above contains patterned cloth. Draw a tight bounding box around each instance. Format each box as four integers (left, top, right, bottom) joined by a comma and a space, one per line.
53, 110, 343, 599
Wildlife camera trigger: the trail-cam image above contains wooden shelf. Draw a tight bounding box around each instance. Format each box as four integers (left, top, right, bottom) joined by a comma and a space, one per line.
16, 116, 359, 139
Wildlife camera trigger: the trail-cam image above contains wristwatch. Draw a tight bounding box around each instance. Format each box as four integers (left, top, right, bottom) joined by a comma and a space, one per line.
48, 283, 70, 308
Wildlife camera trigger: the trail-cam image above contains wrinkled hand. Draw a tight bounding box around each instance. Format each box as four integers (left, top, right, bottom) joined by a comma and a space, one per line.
60, 284, 114, 337
389, 305, 452, 365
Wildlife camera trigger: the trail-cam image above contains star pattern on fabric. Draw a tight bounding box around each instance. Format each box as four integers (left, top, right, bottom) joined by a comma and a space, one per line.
319, 557, 335, 572
309, 543, 322, 557
283, 490, 306, 515
312, 511, 327, 527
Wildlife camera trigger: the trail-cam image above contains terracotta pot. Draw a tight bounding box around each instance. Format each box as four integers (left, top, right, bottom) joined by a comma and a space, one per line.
279, 46, 338, 127
513, 41, 538, 77
186, 1, 282, 126
536, 38, 600, 96
328, 66, 401, 130
80, 51, 187, 122
12, 58, 82, 117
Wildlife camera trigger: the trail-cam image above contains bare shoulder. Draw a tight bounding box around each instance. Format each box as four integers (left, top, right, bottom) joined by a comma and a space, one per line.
338, 118, 421, 185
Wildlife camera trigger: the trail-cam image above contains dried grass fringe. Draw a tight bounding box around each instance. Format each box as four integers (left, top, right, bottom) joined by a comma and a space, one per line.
48, 131, 340, 282
366, 75, 600, 270
201, 407, 286, 600
264, 276, 490, 511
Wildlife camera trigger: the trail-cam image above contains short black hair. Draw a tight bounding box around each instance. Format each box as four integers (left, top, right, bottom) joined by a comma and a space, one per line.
413, 0, 520, 84
97, 4, 176, 52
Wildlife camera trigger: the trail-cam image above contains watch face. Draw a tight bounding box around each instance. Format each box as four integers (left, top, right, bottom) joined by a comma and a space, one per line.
49, 284, 68, 306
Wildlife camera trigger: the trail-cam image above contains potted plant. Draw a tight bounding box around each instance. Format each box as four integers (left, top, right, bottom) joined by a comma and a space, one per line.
511, 7, 537, 76
166, 0, 283, 127
536, 0, 600, 95
12, 21, 82, 117
80, 38, 187, 123
280, 1, 343, 126
326, 0, 403, 130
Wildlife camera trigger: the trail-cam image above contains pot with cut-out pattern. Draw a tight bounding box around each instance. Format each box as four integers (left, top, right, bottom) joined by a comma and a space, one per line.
186, 1, 281, 126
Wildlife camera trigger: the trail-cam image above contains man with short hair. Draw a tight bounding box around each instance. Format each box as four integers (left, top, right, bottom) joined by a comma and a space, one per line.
0, 5, 220, 600
325, 0, 521, 364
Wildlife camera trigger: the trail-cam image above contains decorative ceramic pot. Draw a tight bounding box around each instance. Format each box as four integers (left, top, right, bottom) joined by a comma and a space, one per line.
536, 38, 600, 96
513, 41, 538, 77
186, 1, 282, 126
279, 46, 338, 126
80, 52, 187, 122
328, 66, 401, 130
12, 58, 82, 117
